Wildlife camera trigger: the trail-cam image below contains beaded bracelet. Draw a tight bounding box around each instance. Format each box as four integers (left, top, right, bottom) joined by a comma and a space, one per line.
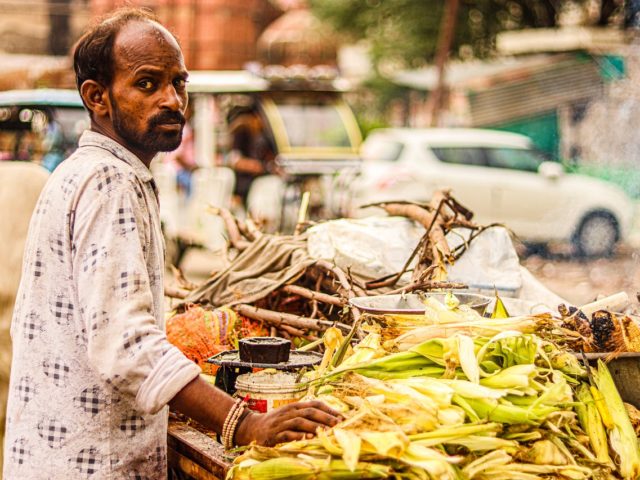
222, 398, 246, 450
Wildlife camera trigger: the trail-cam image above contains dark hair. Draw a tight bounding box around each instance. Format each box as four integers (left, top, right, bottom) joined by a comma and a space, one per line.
72, 7, 158, 95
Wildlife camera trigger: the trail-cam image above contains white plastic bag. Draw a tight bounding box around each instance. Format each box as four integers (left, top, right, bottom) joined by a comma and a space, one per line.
307, 217, 566, 311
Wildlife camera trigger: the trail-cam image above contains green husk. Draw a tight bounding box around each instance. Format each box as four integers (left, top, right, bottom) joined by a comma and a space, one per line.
592, 360, 640, 479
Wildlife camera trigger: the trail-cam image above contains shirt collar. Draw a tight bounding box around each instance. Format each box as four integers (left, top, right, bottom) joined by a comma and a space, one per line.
78, 130, 155, 183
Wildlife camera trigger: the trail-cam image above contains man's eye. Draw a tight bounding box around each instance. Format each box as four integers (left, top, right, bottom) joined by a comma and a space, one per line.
174, 78, 187, 89
138, 80, 154, 90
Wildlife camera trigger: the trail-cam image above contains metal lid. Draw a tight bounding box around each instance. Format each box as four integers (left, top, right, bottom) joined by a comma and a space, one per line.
207, 350, 322, 370
349, 292, 491, 315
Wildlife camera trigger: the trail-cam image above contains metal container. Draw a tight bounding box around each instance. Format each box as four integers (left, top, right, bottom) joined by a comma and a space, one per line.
349, 292, 491, 316
582, 352, 640, 408
239, 337, 291, 364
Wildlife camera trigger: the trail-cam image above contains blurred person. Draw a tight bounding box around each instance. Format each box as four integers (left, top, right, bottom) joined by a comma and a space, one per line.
228, 107, 276, 206
0, 162, 49, 476
41, 119, 65, 172
3, 8, 340, 479
13, 131, 34, 161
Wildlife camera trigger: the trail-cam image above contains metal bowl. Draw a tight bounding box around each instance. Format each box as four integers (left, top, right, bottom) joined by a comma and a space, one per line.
580, 352, 640, 408
349, 292, 491, 316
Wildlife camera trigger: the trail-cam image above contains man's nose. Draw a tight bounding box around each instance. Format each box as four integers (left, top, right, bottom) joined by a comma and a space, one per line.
160, 84, 186, 111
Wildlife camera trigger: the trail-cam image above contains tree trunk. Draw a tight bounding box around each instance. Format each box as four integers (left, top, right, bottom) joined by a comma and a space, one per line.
426, 0, 460, 127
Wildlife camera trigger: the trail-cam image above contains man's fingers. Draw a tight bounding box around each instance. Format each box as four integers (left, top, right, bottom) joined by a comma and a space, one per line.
278, 401, 343, 423
278, 417, 327, 435
292, 400, 341, 416
300, 407, 341, 427
275, 405, 341, 428
273, 430, 306, 445
304, 401, 344, 419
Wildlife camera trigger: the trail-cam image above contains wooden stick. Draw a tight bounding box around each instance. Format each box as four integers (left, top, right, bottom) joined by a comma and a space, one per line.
244, 217, 263, 240
169, 265, 198, 290
278, 324, 305, 337
207, 206, 250, 251
309, 300, 319, 319
279, 324, 319, 342
281, 285, 344, 306
383, 281, 468, 296
234, 304, 351, 333
314, 260, 361, 299
235, 217, 254, 242
165, 286, 190, 299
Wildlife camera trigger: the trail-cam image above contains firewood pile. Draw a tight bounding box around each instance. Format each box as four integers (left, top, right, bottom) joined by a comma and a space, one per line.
165, 190, 492, 342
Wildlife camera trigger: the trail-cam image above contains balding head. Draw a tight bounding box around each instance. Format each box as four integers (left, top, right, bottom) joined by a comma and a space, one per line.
73, 8, 177, 96
72, 8, 189, 165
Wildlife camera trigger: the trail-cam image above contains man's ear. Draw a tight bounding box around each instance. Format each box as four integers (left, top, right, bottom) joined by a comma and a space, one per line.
80, 80, 109, 118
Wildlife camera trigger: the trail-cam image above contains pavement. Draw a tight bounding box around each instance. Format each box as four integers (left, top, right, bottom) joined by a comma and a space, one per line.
521, 248, 639, 307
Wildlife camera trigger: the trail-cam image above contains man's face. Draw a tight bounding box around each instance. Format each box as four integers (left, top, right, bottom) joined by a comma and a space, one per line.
107, 21, 188, 157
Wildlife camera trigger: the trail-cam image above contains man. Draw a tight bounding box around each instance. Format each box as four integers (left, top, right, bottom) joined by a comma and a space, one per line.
228, 106, 276, 206
3, 8, 340, 479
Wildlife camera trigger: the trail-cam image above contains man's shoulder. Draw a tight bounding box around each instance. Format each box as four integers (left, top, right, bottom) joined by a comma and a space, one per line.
48, 148, 141, 201
66, 145, 137, 174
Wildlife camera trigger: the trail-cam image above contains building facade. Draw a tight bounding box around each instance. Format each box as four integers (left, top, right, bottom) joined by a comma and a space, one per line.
91, 0, 281, 70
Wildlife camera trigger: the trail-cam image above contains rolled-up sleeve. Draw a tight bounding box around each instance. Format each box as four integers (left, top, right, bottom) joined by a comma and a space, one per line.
72, 176, 200, 414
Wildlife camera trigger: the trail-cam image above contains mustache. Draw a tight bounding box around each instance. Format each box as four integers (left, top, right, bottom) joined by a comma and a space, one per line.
149, 111, 186, 128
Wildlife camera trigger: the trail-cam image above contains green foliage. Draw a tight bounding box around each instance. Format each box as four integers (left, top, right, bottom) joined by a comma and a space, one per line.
309, 0, 587, 68
349, 76, 410, 135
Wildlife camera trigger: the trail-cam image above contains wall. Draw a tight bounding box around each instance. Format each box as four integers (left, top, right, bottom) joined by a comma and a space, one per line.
91, 0, 280, 70
0, 0, 90, 55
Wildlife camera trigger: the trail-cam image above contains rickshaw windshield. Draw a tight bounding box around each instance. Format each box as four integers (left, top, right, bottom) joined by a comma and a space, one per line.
0, 106, 88, 163
270, 97, 352, 149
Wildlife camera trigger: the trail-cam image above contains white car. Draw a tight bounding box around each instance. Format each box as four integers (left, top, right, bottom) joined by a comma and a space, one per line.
350, 128, 634, 257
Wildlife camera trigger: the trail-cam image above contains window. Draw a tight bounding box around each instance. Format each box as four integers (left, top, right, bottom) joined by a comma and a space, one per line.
485, 148, 547, 172
271, 97, 351, 149
431, 147, 487, 166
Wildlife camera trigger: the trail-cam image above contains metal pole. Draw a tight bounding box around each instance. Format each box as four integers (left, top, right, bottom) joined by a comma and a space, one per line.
193, 94, 215, 168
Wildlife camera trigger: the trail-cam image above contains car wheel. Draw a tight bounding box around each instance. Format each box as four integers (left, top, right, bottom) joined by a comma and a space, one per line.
573, 212, 619, 258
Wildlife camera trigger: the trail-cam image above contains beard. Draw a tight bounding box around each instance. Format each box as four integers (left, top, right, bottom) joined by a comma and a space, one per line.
110, 93, 185, 154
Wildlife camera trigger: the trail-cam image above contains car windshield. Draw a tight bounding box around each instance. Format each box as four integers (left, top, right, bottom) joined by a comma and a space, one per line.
271, 97, 352, 149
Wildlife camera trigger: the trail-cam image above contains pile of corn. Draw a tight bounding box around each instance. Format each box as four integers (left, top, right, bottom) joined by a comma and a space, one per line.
228, 327, 640, 480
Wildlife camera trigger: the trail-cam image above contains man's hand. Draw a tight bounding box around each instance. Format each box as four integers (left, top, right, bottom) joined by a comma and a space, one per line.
234, 401, 343, 447
170, 377, 342, 448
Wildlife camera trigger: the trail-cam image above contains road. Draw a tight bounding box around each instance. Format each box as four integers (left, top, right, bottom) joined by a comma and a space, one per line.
521, 247, 640, 307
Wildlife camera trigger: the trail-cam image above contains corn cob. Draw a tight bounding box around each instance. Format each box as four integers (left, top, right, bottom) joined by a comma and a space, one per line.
575, 383, 611, 464
591, 310, 622, 352
620, 314, 640, 352
592, 360, 640, 480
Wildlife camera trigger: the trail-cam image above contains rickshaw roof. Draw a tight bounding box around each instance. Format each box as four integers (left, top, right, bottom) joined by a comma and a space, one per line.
186, 70, 270, 93
0, 89, 83, 108
187, 69, 350, 94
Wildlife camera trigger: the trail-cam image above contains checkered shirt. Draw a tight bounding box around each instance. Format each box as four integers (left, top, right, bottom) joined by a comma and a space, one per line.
4, 131, 201, 479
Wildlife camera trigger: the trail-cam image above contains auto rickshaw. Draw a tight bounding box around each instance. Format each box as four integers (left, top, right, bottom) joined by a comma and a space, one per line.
0, 89, 88, 170
160, 66, 363, 263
